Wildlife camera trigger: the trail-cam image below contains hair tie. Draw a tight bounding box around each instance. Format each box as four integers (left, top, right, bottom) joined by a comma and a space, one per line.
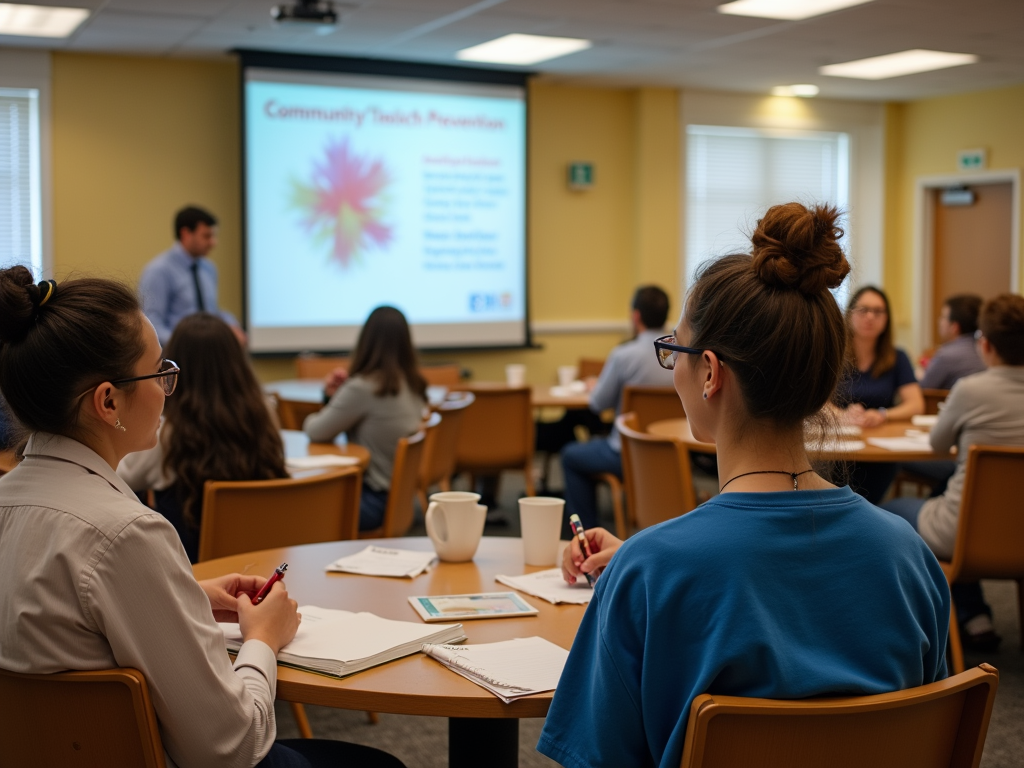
37, 280, 56, 307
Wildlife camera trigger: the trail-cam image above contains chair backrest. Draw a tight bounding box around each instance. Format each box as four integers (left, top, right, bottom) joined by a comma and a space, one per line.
276, 398, 322, 431
680, 664, 999, 768
578, 357, 605, 379
617, 412, 696, 529
380, 429, 427, 537
421, 364, 463, 387
420, 393, 475, 490
622, 385, 685, 431
922, 388, 950, 415
453, 386, 534, 472
947, 444, 1024, 581
295, 354, 350, 380
198, 467, 362, 561
0, 666, 166, 768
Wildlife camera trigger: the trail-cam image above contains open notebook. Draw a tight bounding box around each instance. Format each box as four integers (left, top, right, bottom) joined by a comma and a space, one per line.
422, 636, 569, 703
221, 605, 464, 678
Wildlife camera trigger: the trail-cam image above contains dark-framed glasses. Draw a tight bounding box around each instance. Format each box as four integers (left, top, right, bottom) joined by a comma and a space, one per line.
851, 306, 887, 317
112, 359, 180, 396
653, 335, 705, 371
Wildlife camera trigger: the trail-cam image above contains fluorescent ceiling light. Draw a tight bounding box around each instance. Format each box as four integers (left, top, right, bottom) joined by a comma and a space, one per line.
0, 2, 89, 37
718, 0, 874, 21
456, 33, 591, 66
820, 49, 978, 80
771, 84, 819, 97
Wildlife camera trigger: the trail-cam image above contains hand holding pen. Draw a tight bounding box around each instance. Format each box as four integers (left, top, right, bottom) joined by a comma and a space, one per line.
562, 521, 622, 586
251, 563, 288, 605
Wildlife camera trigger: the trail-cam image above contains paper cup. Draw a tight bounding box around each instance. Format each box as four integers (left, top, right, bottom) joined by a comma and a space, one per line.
557, 365, 578, 387
505, 364, 526, 387
519, 497, 565, 566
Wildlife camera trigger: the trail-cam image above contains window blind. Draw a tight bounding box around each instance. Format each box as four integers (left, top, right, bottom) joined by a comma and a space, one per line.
0, 88, 41, 275
686, 125, 850, 289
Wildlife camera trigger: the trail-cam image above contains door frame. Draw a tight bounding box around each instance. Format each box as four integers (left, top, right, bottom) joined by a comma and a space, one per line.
913, 169, 1020, 352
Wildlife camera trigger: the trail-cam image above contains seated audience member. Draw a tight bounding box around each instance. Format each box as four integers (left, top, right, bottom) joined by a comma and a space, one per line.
539, 204, 948, 768
561, 285, 674, 530
304, 306, 426, 531
921, 293, 985, 389
902, 293, 984, 495
835, 285, 924, 503
0, 267, 404, 768
118, 312, 287, 563
884, 293, 1024, 651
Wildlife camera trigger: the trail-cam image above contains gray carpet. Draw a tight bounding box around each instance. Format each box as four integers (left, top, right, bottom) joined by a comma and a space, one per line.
274, 467, 1023, 767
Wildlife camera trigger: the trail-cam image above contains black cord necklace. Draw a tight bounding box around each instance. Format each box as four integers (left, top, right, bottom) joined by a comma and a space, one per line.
719, 468, 815, 492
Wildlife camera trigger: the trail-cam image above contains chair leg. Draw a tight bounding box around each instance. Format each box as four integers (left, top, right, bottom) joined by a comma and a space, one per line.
1018, 579, 1024, 650
290, 702, 313, 739
366, 711, 379, 725
948, 600, 964, 675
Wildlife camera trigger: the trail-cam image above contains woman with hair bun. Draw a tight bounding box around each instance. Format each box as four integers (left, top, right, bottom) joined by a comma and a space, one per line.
537, 204, 948, 768
0, 267, 405, 768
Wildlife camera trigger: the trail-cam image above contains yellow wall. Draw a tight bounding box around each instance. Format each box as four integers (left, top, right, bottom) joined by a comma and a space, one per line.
49, 54, 681, 384
885, 83, 1024, 347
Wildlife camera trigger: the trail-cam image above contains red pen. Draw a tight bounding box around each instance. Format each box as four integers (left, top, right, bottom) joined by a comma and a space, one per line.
251, 563, 288, 605
568, 514, 596, 587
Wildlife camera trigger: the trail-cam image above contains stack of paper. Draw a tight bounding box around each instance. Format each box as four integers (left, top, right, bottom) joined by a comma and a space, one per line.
221, 605, 464, 678
806, 439, 866, 453
867, 433, 933, 452
286, 454, 361, 471
495, 569, 593, 605
422, 637, 569, 703
912, 414, 939, 428
327, 545, 437, 578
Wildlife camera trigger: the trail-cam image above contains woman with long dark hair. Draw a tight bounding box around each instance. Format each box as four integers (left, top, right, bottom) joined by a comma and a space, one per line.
118, 312, 287, 563
0, 267, 404, 768
304, 306, 427, 530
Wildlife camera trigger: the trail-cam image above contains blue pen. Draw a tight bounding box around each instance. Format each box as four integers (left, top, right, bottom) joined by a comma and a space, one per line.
568, 514, 596, 587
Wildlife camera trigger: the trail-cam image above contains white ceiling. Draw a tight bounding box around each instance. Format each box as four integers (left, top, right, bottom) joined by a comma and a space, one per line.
2, 0, 1023, 101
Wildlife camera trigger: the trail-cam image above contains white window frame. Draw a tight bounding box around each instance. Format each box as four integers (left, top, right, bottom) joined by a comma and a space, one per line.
0, 50, 51, 278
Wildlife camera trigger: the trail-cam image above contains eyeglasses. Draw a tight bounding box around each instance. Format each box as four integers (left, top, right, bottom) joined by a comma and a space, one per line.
111, 359, 180, 396
654, 335, 707, 371
851, 306, 887, 317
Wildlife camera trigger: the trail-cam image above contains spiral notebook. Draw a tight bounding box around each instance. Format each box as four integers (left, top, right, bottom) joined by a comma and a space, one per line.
421, 636, 569, 703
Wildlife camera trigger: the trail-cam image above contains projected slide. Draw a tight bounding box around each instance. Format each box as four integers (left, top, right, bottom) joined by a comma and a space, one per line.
244, 68, 526, 353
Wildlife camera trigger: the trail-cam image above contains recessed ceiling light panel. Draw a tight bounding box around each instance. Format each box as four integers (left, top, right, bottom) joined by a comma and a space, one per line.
771, 84, 820, 97
820, 49, 978, 80
0, 2, 89, 38
456, 33, 592, 66
718, 0, 874, 21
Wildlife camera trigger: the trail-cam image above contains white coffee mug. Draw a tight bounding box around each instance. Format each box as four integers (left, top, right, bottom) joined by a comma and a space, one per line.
519, 496, 565, 566
505, 364, 526, 387
425, 491, 486, 563
557, 365, 578, 387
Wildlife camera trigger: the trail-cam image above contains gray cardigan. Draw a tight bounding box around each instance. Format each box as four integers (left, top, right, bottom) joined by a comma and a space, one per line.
917, 365, 1024, 558
303, 375, 425, 492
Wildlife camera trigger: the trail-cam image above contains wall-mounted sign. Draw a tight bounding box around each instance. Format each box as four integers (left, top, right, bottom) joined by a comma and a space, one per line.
567, 162, 593, 190
957, 148, 987, 171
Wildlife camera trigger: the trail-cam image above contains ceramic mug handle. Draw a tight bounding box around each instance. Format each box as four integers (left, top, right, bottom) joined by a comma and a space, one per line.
425, 502, 448, 544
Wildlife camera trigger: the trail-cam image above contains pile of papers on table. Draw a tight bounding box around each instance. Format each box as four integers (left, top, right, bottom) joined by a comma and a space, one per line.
326, 546, 437, 578
495, 568, 593, 605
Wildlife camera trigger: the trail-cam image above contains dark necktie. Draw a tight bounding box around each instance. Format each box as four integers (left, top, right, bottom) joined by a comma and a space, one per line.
190, 261, 206, 312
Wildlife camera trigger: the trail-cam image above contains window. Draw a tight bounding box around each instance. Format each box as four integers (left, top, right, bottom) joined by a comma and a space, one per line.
686, 125, 850, 295
0, 88, 42, 276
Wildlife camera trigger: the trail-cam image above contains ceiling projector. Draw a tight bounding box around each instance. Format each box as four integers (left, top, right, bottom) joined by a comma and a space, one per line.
271, 0, 339, 33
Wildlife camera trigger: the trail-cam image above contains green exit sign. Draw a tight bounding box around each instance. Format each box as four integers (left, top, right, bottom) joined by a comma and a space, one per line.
957, 148, 987, 171
567, 162, 593, 190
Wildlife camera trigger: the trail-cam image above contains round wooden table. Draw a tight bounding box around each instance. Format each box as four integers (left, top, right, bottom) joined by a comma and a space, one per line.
646, 418, 952, 462
281, 429, 371, 468
192, 537, 586, 768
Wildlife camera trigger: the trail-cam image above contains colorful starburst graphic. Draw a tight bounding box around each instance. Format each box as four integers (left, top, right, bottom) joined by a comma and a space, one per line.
290, 138, 394, 268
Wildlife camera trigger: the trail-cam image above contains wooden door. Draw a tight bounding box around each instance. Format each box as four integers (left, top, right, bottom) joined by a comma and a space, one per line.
931, 182, 1013, 334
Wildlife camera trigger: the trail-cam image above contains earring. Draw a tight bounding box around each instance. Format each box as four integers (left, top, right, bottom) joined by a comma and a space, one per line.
114, 419, 126, 432
703, 392, 708, 400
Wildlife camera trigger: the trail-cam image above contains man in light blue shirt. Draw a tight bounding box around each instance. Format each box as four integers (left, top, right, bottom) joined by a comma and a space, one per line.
561, 286, 675, 530
139, 206, 243, 345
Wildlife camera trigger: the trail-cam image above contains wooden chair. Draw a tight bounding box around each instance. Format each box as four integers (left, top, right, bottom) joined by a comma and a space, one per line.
421, 364, 463, 387
939, 444, 1024, 673
360, 429, 427, 539
0, 666, 166, 767
617, 412, 697, 532
923, 388, 951, 415
295, 354, 349, 380
452, 385, 536, 497
276, 398, 322, 431
679, 664, 998, 768
622, 385, 685, 431
578, 357, 605, 379
418, 392, 476, 510
198, 467, 362, 561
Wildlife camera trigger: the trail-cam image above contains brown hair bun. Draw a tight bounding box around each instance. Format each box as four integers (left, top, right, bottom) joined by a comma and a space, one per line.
751, 203, 850, 295
0, 265, 40, 345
